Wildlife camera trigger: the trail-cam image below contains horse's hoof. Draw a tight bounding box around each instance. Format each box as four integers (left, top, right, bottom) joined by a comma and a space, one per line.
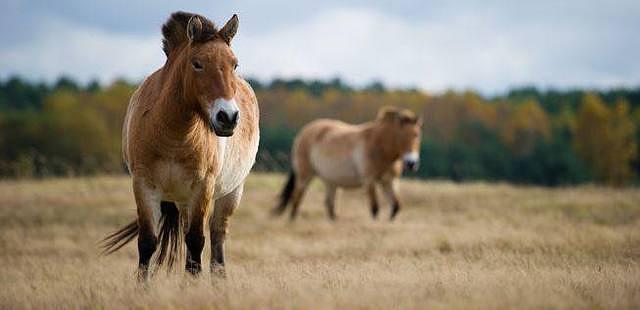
389, 212, 399, 221
211, 263, 227, 279
136, 267, 152, 284
186, 260, 202, 277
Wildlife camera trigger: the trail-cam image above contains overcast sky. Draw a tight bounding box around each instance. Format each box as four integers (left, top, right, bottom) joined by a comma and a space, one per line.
1, 0, 639, 93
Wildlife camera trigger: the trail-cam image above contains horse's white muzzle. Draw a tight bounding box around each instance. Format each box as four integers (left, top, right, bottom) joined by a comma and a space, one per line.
209, 98, 240, 137
402, 152, 420, 172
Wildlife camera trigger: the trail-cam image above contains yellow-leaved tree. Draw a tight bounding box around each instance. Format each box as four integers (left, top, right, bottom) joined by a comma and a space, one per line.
574, 93, 637, 185
500, 99, 551, 156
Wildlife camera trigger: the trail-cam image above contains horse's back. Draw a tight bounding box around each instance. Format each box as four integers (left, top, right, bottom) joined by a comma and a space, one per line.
121, 70, 163, 173
296, 119, 361, 143
121, 80, 143, 171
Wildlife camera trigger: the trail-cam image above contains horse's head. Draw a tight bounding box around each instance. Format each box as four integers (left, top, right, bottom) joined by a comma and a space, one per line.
162, 12, 241, 137
377, 107, 423, 172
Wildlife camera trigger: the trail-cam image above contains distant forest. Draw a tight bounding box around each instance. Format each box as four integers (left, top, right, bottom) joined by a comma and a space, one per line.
0, 75, 638, 186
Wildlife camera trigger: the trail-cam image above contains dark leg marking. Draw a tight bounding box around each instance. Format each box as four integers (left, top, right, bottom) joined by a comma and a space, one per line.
368, 184, 379, 219
185, 231, 205, 275
390, 202, 400, 220
371, 201, 379, 219
137, 232, 157, 282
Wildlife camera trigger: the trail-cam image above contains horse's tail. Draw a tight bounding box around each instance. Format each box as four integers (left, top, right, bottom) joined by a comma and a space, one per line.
100, 219, 138, 255
272, 171, 296, 216
154, 201, 182, 270
101, 201, 182, 270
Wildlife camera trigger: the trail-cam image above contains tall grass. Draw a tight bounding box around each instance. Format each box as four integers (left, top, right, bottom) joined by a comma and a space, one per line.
0, 174, 638, 309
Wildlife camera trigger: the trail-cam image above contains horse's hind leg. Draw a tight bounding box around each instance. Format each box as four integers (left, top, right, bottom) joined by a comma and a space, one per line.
132, 179, 162, 282
289, 174, 312, 220
324, 183, 337, 220
210, 183, 243, 277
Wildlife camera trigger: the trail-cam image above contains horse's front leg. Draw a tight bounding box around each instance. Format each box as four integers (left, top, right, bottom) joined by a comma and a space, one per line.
380, 179, 401, 220
210, 183, 243, 277
132, 177, 162, 282
185, 178, 214, 276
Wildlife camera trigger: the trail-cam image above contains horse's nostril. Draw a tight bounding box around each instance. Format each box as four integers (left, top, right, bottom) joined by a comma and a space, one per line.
216, 111, 229, 124
404, 160, 418, 171
215, 110, 239, 129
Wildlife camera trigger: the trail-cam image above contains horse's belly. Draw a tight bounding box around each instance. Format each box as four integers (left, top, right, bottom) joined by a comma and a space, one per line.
310, 145, 363, 188
318, 168, 363, 188
154, 161, 196, 204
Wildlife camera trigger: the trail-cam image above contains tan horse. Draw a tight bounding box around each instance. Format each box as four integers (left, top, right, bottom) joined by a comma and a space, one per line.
273, 107, 421, 221
101, 11, 259, 281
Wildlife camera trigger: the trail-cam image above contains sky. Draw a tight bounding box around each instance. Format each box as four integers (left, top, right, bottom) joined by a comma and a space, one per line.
1, 0, 639, 94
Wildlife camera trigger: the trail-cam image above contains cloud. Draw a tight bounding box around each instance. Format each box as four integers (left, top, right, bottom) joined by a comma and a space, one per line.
0, 17, 165, 84
236, 7, 640, 93
236, 8, 519, 90
1, 3, 639, 93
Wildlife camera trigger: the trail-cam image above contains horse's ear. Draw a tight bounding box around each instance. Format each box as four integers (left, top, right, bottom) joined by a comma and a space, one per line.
377, 106, 400, 123
219, 14, 239, 45
187, 15, 204, 43
416, 116, 423, 126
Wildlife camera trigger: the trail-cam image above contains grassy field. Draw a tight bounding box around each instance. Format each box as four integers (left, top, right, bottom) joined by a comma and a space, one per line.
0, 173, 639, 309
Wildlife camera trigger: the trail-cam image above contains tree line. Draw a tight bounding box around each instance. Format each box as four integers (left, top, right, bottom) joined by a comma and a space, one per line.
0, 75, 638, 186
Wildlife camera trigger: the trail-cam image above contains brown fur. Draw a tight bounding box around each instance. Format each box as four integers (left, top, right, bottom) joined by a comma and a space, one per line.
102, 11, 259, 281
274, 106, 421, 220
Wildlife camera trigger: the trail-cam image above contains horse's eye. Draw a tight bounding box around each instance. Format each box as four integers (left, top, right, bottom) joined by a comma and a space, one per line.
192, 60, 204, 71
234, 63, 239, 70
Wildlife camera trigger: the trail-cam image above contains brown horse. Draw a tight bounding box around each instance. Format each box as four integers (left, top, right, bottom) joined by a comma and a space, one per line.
101, 11, 259, 281
273, 107, 421, 221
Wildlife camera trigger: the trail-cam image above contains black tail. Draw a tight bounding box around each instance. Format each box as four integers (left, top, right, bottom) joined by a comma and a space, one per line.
154, 201, 182, 270
101, 201, 182, 271
272, 171, 296, 216
100, 219, 138, 255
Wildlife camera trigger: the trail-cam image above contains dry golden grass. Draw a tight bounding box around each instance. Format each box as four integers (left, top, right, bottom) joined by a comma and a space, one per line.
0, 173, 639, 309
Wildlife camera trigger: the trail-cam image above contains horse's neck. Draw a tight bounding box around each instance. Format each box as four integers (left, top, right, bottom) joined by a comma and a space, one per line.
367, 124, 400, 162
151, 69, 204, 142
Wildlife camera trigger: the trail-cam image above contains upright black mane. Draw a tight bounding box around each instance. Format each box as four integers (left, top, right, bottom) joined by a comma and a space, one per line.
161, 11, 218, 57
